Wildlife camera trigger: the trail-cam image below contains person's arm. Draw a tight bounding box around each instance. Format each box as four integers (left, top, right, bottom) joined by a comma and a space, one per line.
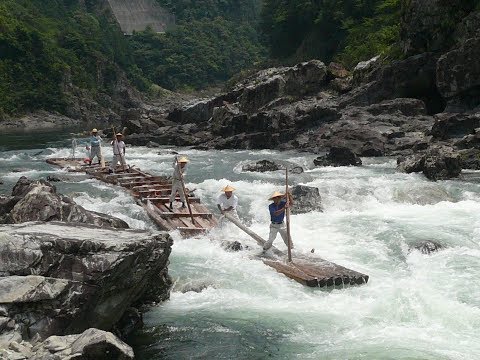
273, 200, 287, 216
217, 195, 224, 214
122, 142, 125, 155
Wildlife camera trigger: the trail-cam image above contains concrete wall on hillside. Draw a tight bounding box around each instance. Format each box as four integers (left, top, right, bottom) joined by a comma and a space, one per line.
107, 0, 175, 35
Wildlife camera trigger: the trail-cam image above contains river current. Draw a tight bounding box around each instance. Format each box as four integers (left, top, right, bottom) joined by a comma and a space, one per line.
1, 132, 480, 359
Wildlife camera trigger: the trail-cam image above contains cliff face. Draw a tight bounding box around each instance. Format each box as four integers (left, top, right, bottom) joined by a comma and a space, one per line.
107, 0, 175, 35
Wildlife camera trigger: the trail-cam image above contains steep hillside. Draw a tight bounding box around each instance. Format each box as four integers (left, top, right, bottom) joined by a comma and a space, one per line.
128, 0, 266, 90
0, 0, 146, 119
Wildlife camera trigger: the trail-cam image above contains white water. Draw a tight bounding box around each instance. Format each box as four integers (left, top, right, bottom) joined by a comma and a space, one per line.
1, 135, 480, 359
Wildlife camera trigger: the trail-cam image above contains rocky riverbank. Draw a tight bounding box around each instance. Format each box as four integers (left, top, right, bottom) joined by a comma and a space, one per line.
119, 3, 479, 181
0, 178, 173, 359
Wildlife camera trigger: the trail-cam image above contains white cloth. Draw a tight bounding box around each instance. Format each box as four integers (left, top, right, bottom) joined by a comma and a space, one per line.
264, 223, 291, 250
217, 194, 238, 210
112, 140, 125, 155
169, 178, 186, 203
172, 161, 187, 180
110, 154, 125, 170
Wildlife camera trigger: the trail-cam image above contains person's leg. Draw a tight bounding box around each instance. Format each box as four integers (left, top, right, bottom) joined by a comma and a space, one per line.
110, 155, 119, 172
169, 180, 179, 209
264, 224, 278, 250
279, 226, 294, 249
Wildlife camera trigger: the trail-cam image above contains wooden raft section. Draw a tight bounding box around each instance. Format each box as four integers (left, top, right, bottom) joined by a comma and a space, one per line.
46, 158, 217, 236
223, 213, 369, 288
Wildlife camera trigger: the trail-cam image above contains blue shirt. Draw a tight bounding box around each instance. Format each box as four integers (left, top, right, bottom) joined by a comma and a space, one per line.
269, 200, 286, 223
90, 135, 101, 147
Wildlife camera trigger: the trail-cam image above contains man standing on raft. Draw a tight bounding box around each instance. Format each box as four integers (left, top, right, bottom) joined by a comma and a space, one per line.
168, 156, 188, 210
263, 191, 294, 251
86, 128, 102, 165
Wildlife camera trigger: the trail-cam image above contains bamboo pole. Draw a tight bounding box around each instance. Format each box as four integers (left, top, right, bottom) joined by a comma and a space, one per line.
285, 168, 293, 262
176, 157, 196, 225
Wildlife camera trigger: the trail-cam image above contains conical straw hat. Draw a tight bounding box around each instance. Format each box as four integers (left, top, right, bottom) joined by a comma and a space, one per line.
268, 191, 284, 200
91, 128, 98, 132
115, 133, 123, 136
178, 156, 189, 163
222, 185, 236, 192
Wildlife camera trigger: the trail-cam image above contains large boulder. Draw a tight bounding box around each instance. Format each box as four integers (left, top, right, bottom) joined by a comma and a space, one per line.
1, 328, 134, 360
397, 145, 462, 180
2, 177, 128, 228
290, 185, 323, 214
0, 222, 172, 340
430, 112, 480, 140
314, 147, 362, 167
437, 37, 480, 111
241, 160, 303, 173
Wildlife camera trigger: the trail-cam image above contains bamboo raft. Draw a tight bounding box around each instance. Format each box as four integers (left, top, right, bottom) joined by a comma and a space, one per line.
45, 158, 217, 236
46, 158, 369, 288
223, 214, 369, 288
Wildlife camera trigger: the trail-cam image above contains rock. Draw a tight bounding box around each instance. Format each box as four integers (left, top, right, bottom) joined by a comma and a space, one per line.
412, 241, 444, 255
342, 53, 445, 115
290, 185, 323, 214
352, 55, 381, 86
114, 308, 143, 338
236, 60, 328, 114
437, 37, 480, 111
242, 160, 283, 172
146, 141, 161, 148
328, 62, 350, 79
46, 175, 61, 182
397, 145, 462, 180
224, 241, 244, 252
430, 112, 480, 140
0, 221, 172, 340
23, 328, 134, 360
400, 0, 474, 55
2, 177, 128, 228
330, 77, 353, 93
454, 10, 480, 45
459, 148, 480, 170
314, 147, 362, 167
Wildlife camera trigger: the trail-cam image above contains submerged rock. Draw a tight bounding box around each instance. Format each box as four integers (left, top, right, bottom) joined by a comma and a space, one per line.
411, 241, 444, 254
290, 185, 323, 214
314, 147, 362, 167
242, 160, 304, 174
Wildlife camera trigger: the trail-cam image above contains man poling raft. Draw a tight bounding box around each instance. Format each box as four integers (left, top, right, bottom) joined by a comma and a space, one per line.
217, 184, 239, 226
263, 191, 294, 252
85, 128, 103, 166
168, 156, 188, 211
109, 132, 126, 173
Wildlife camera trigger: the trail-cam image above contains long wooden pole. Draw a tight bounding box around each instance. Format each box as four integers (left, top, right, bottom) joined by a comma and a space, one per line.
177, 157, 196, 225
285, 168, 293, 262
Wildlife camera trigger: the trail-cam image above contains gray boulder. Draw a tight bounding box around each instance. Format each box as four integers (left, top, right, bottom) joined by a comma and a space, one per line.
1, 328, 134, 360
397, 145, 462, 180
437, 37, 480, 110
2, 177, 128, 228
0, 222, 172, 340
242, 160, 304, 174
314, 147, 362, 167
290, 185, 323, 214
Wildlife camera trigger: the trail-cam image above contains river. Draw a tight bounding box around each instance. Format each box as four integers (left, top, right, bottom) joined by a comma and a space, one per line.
1, 131, 480, 359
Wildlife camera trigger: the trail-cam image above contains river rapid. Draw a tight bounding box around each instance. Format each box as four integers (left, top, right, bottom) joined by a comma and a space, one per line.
1, 132, 480, 359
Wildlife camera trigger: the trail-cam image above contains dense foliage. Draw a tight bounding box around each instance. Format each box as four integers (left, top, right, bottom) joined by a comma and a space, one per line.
261, 0, 402, 67
128, 0, 266, 91
0, 0, 147, 115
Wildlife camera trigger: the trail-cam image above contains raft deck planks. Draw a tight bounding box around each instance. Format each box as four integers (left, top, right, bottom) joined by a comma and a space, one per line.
46, 158, 217, 236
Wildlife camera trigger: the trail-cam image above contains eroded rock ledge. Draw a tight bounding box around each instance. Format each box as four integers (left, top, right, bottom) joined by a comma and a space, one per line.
0, 221, 172, 358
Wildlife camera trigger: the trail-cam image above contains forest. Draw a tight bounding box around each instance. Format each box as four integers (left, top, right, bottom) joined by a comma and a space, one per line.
2, 0, 476, 117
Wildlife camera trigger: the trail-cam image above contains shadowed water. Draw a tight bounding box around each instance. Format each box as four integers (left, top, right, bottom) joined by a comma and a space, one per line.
1, 132, 480, 359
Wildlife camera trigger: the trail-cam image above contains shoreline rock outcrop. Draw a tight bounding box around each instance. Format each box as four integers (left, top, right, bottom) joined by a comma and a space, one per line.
0, 177, 129, 228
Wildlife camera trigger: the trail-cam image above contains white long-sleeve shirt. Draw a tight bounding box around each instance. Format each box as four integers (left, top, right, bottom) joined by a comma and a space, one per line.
112, 140, 125, 155
172, 162, 187, 180
217, 193, 238, 210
